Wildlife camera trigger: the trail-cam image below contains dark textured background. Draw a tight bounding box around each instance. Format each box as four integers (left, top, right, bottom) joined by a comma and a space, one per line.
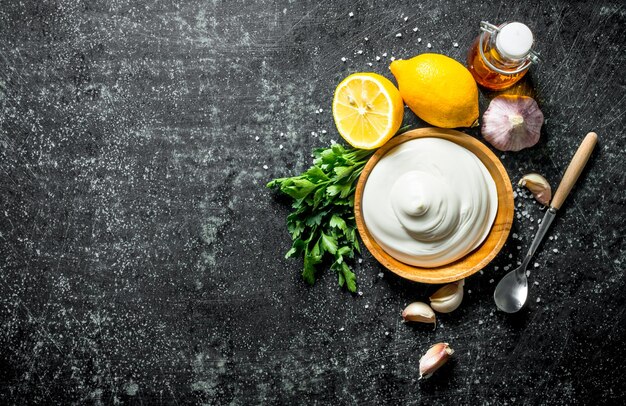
1, 0, 625, 404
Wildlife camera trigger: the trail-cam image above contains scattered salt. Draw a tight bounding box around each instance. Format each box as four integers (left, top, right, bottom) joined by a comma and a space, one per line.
375, 56, 381, 61
358, 258, 363, 263
404, 16, 408, 21
390, 56, 395, 61
341, 57, 347, 62
279, 145, 283, 150
453, 42, 459, 47
339, 327, 345, 331
417, 37, 422, 43
396, 33, 402, 38
378, 272, 384, 278
348, 12, 354, 18
365, 304, 369, 309
367, 62, 373, 66
413, 27, 418, 32
526, 270, 531, 277
357, 50, 363, 55
426, 42, 432, 48
364, 37, 369, 41
385, 331, 389, 336
489, 279, 494, 283
358, 291, 363, 296
534, 281, 539, 285
321, 129, 327, 134
478, 320, 484, 325
536, 297, 541, 303
382, 52, 388, 57
534, 263, 539, 268
467, 289, 472, 294
501, 154, 505, 159
255, 136, 260, 141
494, 266, 499, 270
262, 165, 269, 170
512, 233, 518, 239
553, 248, 559, 253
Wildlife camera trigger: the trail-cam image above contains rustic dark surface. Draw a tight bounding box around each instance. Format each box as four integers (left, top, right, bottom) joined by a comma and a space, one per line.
1, 0, 625, 404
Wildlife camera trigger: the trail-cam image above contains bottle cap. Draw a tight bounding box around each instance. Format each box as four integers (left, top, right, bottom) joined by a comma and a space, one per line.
496, 22, 534, 60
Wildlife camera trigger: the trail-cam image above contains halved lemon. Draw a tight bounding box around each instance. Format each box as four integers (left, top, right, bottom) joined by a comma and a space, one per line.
332, 72, 404, 150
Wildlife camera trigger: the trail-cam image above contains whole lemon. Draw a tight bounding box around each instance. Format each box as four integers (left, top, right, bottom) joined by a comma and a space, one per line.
390, 53, 479, 128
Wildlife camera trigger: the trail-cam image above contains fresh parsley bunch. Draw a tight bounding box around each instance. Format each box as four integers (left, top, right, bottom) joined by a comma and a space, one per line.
267, 143, 374, 292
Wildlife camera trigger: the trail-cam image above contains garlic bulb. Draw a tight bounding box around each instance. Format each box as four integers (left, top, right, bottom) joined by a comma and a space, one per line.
402, 302, 436, 328
481, 95, 544, 151
519, 173, 552, 205
429, 280, 464, 313
419, 343, 455, 380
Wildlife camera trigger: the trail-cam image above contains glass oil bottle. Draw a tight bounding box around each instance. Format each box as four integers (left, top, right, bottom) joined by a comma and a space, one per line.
467, 21, 540, 91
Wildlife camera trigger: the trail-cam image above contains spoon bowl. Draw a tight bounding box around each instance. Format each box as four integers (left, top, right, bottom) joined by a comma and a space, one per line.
494, 267, 528, 313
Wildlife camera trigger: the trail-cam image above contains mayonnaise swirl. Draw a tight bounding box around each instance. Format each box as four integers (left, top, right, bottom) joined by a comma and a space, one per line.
362, 138, 498, 267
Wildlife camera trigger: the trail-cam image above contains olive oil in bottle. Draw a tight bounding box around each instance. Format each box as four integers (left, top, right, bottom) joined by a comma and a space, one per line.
467, 21, 539, 91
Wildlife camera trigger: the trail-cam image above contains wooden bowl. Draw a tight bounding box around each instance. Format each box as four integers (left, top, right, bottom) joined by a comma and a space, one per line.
354, 128, 514, 284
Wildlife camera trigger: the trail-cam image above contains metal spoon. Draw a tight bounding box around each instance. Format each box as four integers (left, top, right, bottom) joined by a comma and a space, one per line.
494, 132, 598, 313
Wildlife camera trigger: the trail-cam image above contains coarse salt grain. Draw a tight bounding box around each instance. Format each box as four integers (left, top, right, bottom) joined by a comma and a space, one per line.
367, 62, 373, 66
341, 57, 346, 62
418, 37, 422, 43
553, 248, 559, 253
365, 304, 369, 309
357, 50, 363, 54
364, 37, 369, 41
255, 136, 259, 141
536, 297, 541, 303
262, 165, 268, 170
375, 56, 381, 61
348, 12, 354, 17
321, 129, 327, 134
358, 291, 363, 296
489, 279, 494, 283
534, 281, 539, 285
378, 272, 384, 278
358, 258, 363, 263
382, 52, 387, 57
279, 144, 283, 149
413, 27, 418, 32
404, 16, 408, 21
390, 56, 395, 61
396, 33, 402, 38
453, 42, 459, 47
427, 42, 432, 48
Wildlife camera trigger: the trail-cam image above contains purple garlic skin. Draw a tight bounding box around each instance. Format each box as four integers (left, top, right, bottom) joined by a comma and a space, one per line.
481, 95, 544, 152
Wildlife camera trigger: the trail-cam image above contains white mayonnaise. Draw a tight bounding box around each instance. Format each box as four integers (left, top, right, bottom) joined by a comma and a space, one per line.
362, 138, 498, 267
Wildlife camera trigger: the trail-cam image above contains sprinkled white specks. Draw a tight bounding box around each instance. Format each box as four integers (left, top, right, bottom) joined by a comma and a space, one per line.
358, 258, 363, 263
321, 129, 327, 134
382, 52, 387, 57
341, 57, 347, 62
534, 262, 539, 268
255, 136, 259, 141
534, 281, 540, 285
417, 37, 422, 43
536, 297, 541, 303
453, 42, 459, 47
468, 289, 472, 294
375, 56, 381, 61
358, 291, 363, 296
396, 33, 402, 38
367, 62, 373, 66
390, 56, 395, 61
365, 304, 369, 309
489, 279, 494, 283
413, 27, 418, 32
526, 270, 531, 277
553, 248, 559, 253
404, 16, 408, 21
339, 327, 345, 331
262, 165, 268, 170
279, 144, 283, 150
364, 37, 369, 41
357, 50, 363, 55
427, 42, 432, 48
478, 320, 484, 325
378, 272, 384, 278
348, 12, 354, 18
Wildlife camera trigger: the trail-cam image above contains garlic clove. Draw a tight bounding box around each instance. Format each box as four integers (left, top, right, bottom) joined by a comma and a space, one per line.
481, 95, 544, 152
402, 302, 436, 328
429, 280, 464, 313
419, 342, 455, 380
519, 173, 552, 205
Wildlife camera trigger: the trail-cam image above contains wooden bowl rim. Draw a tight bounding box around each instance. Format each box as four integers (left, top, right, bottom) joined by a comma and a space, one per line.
354, 128, 514, 284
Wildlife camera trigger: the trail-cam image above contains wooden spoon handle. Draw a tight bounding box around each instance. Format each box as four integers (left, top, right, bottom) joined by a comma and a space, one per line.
551, 132, 598, 210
